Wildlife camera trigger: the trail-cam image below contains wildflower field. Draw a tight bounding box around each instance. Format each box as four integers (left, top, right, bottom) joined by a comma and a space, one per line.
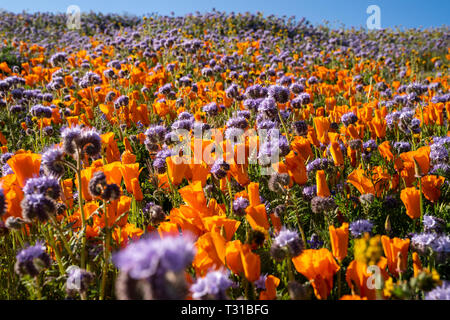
0, 10, 449, 301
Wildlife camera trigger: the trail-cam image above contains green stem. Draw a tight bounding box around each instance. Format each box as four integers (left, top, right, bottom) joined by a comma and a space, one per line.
50, 216, 76, 263
34, 276, 42, 300
46, 226, 65, 275
75, 153, 87, 270
100, 201, 111, 300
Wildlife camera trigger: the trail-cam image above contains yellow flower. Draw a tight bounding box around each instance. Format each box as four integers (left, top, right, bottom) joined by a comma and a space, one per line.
383, 277, 394, 298
354, 233, 383, 266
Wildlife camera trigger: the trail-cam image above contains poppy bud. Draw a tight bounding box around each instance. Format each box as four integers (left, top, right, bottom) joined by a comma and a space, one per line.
413, 157, 423, 178
385, 215, 391, 235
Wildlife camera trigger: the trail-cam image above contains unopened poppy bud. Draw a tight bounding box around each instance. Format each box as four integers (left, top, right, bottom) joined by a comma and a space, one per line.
413, 157, 423, 178
385, 215, 391, 235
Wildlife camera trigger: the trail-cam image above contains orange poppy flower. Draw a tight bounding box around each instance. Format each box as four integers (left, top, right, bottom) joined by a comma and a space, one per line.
284, 151, 308, 185
292, 249, 340, 300
224, 239, 261, 282
99, 161, 122, 186
399, 146, 430, 176
158, 221, 180, 238
259, 275, 280, 300
381, 236, 410, 277
119, 163, 140, 193
7, 153, 42, 188
400, 187, 421, 219
347, 169, 375, 195
378, 141, 394, 161
178, 181, 208, 212
329, 222, 349, 262
121, 150, 136, 164
112, 223, 144, 248
193, 231, 226, 276
345, 257, 389, 300
313, 116, 330, 144
421, 175, 445, 202
166, 155, 188, 186
247, 182, 261, 207
316, 170, 330, 197
131, 178, 143, 201
245, 204, 270, 230
329, 141, 344, 166
202, 216, 240, 241
0, 174, 24, 218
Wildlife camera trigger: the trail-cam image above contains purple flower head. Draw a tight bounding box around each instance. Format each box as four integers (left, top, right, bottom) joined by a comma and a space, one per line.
66, 266, 94, 296
290, 83, 305, 94
202, 102, 219, 117
243, 98, 263, 111
393, 141, 411, 154
210, 160, 230, 179
258, 97, 278, 119
425, 281, 450, 300
268, 85, 290, 104
145, 125, 167, 144
341, 112, 358, 127
23, 176, 61, 200
171, 119, 193, 131
245, 85, 267, 99
113, 234, 195, 280
430, 141, 449, 164
274, 228, 299, 247
302, 185, 317, 200
190, 270, 233, 299
30, 104, 52, 118
272, 227, 304, 257
363, 139, 378, 153
423, 215, 446, 233
307, 233, 323, 249
254, 274, 268, 290
306, 158, 329, 173
41, 147, 65, 177
232, 197, 249, 216
225, 84, 240, 99
226, 116, 248, 129
411, 233, 437, 255
15, 241, 51, 277
349, 219, 374, 237
115, 95, 129, 108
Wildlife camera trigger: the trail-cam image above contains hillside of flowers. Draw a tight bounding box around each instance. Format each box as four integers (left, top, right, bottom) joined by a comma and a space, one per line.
0, 10, 449, 300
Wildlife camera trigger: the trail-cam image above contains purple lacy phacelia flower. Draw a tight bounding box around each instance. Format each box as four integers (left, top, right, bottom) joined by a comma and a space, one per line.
190, 270, 233, 300
349, 219, 374, 237
112, 234, 195, 280
425, 281, 450, 300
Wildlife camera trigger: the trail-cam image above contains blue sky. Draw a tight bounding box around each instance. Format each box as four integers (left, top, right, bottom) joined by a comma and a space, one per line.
1, 0, 449, 29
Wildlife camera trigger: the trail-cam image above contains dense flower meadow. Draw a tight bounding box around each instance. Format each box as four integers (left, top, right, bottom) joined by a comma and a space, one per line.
0, 10, 449, 300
